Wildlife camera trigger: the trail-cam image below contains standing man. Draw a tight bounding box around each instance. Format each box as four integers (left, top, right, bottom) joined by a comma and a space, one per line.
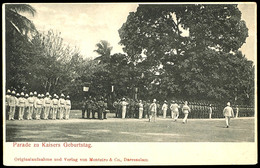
86, 96, 92, 119
43, 92, 52, 120
138, 100, 144, 119
5, 89, 11, 119
223, 102, 234, 128
57, 94, 66, 119
235, 105, 239, 118
182, 101, 191, 124
156, 101, 161, 118
149, 99, 157, 122
51, 95, 59, 120
8, 91, 17, 120
103, 98, 109, 119
92, 97, 98, 119
81, 97, 87, 119
209, 104, 213, 119
32, 91, 37, 120
170, 100, 180, 121
121, 98, 129, 119
64, 95, 71, 120
113, 99, 119, 118
18, 92, 26, 120
27, 92, 34, 120
161, 100, 168, 118
24, 93, 29, 120
40, 94, 45, 119
34, 94, 43, 120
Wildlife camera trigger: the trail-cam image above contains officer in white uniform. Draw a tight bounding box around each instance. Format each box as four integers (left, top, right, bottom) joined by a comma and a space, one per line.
57, 94, 66, 119
34, 94, 43, 120
149, 99, 157, 122
121, 98, 129, 119
223, 102, 234, 128
170, 100, 180, 121
27, 92, 34, 120
64, 95, 71, 120
32, 91, 38, 119
161, 100, 168, 118
182, 101, 191, 124
8, 91, 17, 120
51, 95, 59, 120
24, 93, 29, 119
138, 100, 144, 119
5, 89, 11, 119
43, 92, 52, 120
17, 92, 26, 120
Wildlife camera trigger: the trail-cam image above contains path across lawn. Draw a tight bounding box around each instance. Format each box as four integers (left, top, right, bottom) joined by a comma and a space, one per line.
5, 111, 255, 142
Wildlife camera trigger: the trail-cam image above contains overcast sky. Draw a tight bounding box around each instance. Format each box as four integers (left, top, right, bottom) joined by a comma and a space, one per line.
27, 3, 256, 63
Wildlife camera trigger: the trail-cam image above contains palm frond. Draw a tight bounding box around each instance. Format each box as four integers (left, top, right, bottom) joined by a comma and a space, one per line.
5, 4, 36, 17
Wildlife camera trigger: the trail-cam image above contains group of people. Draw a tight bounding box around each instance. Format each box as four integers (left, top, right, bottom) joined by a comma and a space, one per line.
81, 96, 110, 120
5, 90, 71, 120
112, 98, 191, 123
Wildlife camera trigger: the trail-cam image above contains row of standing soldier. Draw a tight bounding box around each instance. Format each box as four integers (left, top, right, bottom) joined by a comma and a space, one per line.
5, 90, 71, 120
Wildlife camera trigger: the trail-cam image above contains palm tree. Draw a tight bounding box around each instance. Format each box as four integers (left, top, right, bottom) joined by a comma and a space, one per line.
94, 40, 113, 64
5, 4, 37, 37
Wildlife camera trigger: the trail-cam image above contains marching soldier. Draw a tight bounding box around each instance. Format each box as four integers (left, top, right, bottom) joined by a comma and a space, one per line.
17, 92, 26, 120
149, 99, 157, 122
34, 94, 43, 120
43, 92, 52, 120
26, 92, 34, 120
223, 102, 234, 128
182, 101, 191, 124
161, 100, 168, 118
57, 93, 66, 119
23, 93, 29, 120
14, 93, 20, 119
64, 95, 71, 120
138, 100, 144, 119
8, 91, 17, 120
170, 100, 180, 121
51, 95, 59, 120
5, 89, 11, 119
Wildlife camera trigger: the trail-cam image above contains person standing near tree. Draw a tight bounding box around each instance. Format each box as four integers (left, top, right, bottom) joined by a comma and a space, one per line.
162, 100, 168, 118
182, 101, 191, 124
149, 99, 157, 122
64, 95, 71, 120
26, 92, 34, 120
8, 91, 17, 120
43, 92, 52, 120
51, 94, 59, 120
17, 92, 26, 120
235, 105, 239, 118
223, 102, 234, 128
5, 89, 11, 119
138, 100, 144, 119
121, 98, 128, 119
209, 104, 213, 119
57, 94, 66, 119
170, 100, 180, 121
34, 94, 43, 120
86, 96, 92, 119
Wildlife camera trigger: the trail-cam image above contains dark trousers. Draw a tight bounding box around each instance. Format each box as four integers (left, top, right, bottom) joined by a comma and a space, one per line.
98, 109, 103, 120
103, 112, 107, 119
86, 109, 91, 119
92, 111, 96, 119
82, 109, 85, 118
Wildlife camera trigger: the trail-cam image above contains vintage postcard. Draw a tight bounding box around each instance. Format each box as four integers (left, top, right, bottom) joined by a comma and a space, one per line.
3, 2, 257, 165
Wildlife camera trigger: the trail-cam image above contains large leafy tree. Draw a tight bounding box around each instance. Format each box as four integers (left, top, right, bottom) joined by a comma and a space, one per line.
118, 4, 253, 105
5, 4, 37, 91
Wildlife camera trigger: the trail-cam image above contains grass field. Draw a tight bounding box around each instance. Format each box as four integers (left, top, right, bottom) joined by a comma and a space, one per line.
5, 110, 255, 142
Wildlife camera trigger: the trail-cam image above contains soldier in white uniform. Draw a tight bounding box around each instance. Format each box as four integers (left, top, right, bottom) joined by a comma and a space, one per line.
40, 94, 45, 119
170, 100, 180, 121
8, 91, 17, 120
121, 98, 129, 119
32, 91, 37, 119
51, 95, 59, 120
34, 94, 43, 120
5, 89, 11, 119
17, 92, 26, 120
43, 92, 52, 120
138, 100, 144, 119
149, 99, 157, 122
182, 101, 191, 124
23, 94, 29, 119
57, 94, 66, 119
209, 104, 213, 119
161, 100, 168, 118
64, 95, 71, 120
26, 92, 34, 120
223, 102, 234, 128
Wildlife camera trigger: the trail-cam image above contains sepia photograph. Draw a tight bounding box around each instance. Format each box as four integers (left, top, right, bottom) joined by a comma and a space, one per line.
3, 2, 257, 165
